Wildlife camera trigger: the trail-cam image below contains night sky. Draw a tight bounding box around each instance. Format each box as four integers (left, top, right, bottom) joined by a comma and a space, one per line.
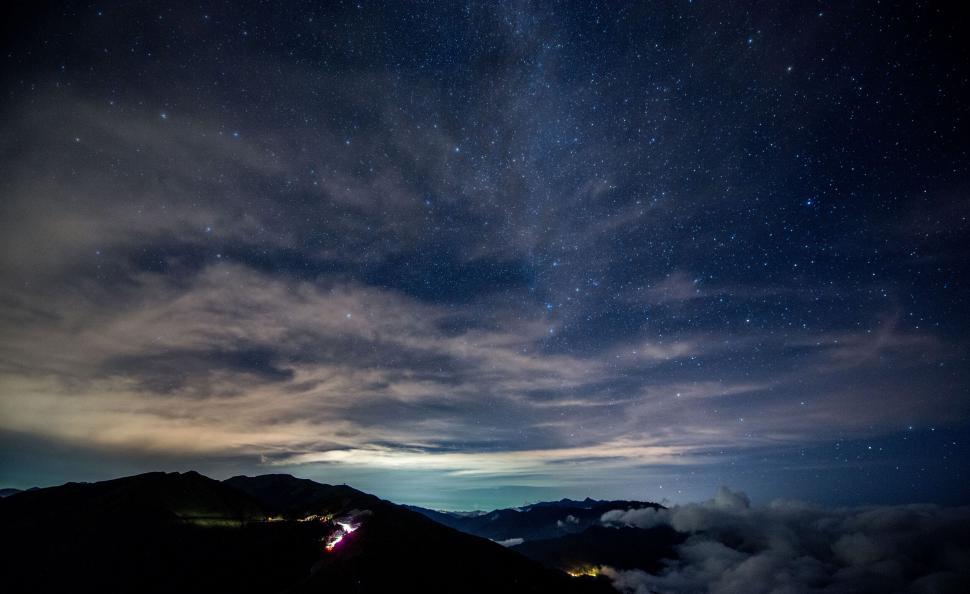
1, 1, 968, 510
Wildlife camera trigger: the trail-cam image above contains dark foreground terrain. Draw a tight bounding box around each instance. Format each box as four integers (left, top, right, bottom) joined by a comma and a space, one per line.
0, 471, 614, 594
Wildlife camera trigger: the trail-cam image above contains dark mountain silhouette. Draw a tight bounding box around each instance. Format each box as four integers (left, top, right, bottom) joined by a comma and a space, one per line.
226, 474, 612, 593
1, 470, 263, 525
406, 497, 663, 541
0, 471, 325, 593
511, 524, 684, 575
224, 473, 381, 517
0, 471, 613, 594
405, 498, 680, 577
0, 487, 23, 497
522, 497, 601, 510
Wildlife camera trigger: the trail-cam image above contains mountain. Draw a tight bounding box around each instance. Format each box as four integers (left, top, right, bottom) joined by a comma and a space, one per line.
224, 473, 381, 517
406, 497, 663, 541
0, 470, 263, 525
0, 472, 612, 594
405, 498, 679, 577
0, 471, 323, 593
0, 487, 23, 497
521, 497, 600, 510
225, 474, 612, 593
511, 524, 684, 575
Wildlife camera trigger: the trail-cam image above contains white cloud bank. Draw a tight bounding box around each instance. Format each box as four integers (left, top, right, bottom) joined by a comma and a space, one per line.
600, 487, 970, 594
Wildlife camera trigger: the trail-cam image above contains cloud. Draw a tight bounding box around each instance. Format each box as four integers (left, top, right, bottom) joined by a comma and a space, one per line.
643, 272, 703, 305
0, 257, 964, 494
601, 507, 668, 530
495, 537, 524, 547
0, 261, 710, 475
599, 487, 970, 594
1, 2, 967, 507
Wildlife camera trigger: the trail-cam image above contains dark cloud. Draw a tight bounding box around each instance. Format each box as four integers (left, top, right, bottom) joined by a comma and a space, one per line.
102, 347, 294, 396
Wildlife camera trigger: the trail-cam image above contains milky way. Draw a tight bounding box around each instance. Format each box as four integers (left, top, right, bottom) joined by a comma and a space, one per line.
0, 1, 967, 509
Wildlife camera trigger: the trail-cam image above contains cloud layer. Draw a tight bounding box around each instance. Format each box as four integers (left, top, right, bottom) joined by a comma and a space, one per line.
601, 488, 970, 593
1, 2, 968, 507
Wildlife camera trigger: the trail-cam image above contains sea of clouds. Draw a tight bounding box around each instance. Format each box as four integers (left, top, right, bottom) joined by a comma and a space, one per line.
599, 487, 970, 594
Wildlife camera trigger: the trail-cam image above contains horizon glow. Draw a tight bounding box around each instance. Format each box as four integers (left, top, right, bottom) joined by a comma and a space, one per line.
0, 2, 967, 510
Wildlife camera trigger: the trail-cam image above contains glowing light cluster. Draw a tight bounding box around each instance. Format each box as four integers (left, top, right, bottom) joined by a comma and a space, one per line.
324, 533, 344, 552
324, 520, 360, 552
566, 566, 600, 578
337, 522, 358, 534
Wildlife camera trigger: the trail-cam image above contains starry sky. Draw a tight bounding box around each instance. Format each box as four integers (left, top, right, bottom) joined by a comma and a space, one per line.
1, 1, 968, 510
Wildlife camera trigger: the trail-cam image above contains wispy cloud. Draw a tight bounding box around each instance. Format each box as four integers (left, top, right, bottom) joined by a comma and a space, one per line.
1, 256, 962, 491
1, 2, 966, 505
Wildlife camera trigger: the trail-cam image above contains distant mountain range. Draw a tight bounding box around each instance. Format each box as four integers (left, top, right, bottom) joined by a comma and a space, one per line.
1, 472, 650, 593
405, 497, 681, 575
406, 497, 662, 540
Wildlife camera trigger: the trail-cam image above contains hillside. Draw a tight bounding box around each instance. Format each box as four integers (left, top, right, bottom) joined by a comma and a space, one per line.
0, 471, 612, 594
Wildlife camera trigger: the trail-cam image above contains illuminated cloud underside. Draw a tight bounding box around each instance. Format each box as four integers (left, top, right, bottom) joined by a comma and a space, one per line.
0, 2, 967, 508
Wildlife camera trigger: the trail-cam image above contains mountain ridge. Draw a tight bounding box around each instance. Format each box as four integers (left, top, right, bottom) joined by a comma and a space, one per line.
0, 470, 613, 594
405, 497, 664, 541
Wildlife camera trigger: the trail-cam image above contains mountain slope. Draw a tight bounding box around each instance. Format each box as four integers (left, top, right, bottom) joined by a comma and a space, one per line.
0, 471, 325, 593
227, 474, 613, 593
0, 472, 612, 594
1, 470, 263, 525
511, 524, 684, 574
224, 473, 381, 517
